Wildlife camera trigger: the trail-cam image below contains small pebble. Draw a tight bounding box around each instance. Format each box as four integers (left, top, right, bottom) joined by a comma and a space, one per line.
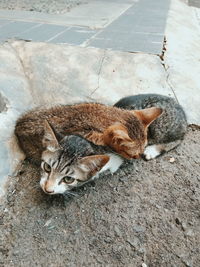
44, 219, 52, 227
169, 157, 175, 163
133, 225, 146, 233
185, 229, 194, 237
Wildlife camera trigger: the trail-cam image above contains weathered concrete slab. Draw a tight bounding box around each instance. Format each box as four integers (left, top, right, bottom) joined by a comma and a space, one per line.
0, 40, 172, 199
164, 0, 200, 124
11, 41, 172, 108
0, 43, 33, 198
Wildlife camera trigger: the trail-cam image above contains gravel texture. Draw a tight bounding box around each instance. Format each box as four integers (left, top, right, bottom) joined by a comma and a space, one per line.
0, 0, 88, 14
0, 126, 200, 266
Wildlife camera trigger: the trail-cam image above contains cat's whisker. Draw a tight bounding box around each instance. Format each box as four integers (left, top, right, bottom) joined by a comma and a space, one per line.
64, 191, 78, 197
32, 183, 41, 189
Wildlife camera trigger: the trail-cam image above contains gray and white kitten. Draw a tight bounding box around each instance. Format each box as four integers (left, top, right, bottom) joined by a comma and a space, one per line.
40, 122, 123, 195
114, 94, 187, 160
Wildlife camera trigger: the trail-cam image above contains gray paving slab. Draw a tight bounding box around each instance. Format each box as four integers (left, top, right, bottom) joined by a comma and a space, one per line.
50, 26, 97, 45
17, 24, 69, 42
0, 0, 169, 54
0, 1, 133, 29
0, 18, 13, 26
88, 0, 170, 54
89, 33, 163, 54
0, 21, 39, 41
188, 0, 200, 8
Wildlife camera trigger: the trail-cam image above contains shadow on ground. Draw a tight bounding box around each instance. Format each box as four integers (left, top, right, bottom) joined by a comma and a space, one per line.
0, 126, 200, 267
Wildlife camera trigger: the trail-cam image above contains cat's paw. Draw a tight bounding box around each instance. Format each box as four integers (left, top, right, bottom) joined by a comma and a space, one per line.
143, 145, 161, 160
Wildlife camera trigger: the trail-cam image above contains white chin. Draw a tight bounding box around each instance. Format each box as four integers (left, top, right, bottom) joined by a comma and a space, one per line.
39, 177, 70, 195
53, 184, 68, 194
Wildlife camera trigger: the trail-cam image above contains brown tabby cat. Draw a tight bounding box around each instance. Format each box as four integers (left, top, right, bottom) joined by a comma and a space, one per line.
15, 103, 162, 194
114, 94, 187, 160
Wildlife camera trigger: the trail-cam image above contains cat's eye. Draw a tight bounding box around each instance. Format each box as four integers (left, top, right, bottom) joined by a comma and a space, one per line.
43, 162, 51, 173
63, 176, 75, 184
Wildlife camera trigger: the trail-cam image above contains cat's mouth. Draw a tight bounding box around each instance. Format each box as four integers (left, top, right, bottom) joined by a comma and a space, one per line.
43, 189, 55, 195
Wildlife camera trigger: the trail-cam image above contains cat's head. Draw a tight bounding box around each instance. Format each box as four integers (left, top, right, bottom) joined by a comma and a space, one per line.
103, 107, 163, 159
40, 121, 109, 195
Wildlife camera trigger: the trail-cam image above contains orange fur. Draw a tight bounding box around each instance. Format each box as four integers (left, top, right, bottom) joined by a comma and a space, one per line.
102, 124, 142, 159
132, 107, 163, 127
15, 103, 162, 161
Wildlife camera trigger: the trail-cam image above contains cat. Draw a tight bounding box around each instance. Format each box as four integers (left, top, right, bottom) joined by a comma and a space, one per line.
114, 94, 187, 160
15, 103, 162, 162
40, 124, 122, 195
15, 103, 162, 194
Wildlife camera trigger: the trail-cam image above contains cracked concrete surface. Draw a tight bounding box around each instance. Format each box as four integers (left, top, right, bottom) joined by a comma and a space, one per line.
0, 0, 200, 198
89, 49, 107, 97
165, 0, 200, 124
10, 40, 172, 106
0, 1, 200, 265
0, 40, 171, 198
159, 39, 180, 104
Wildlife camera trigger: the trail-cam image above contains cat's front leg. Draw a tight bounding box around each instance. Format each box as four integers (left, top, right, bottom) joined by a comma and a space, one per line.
143, 145, 162, 160
143, 140, 182, 160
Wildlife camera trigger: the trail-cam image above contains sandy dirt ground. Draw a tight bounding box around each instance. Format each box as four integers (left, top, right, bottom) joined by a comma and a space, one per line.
0, 126, 200, 267
0, 0, 88, 14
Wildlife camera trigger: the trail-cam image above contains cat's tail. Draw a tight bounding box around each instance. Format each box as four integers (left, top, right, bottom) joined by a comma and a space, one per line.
143, 140, 182, 160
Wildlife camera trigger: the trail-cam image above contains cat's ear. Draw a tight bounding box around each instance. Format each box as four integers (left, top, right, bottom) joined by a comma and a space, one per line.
132, 107, 163, 128
78, 155, 110, 180
43, 120, 61, 152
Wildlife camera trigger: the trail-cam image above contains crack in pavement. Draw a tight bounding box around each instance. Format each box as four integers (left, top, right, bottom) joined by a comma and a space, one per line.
159, 37, 179, 103
89, 49, 107, 98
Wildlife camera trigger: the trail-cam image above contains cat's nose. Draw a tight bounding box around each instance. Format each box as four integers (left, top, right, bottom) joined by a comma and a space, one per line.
44, 188, 54, 194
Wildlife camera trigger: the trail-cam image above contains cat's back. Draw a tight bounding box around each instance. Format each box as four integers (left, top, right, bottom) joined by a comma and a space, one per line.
14, 102, 136, 161
114, 94, 177, 110
15, 102, 135, 137
114, 94, 187, 143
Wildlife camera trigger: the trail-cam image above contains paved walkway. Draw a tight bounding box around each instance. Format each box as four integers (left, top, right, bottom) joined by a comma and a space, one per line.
0, 0, 170, 54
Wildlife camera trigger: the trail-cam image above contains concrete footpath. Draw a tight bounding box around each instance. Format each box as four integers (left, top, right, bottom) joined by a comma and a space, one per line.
0, 0, 170, 54
0, 0, 200, 198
